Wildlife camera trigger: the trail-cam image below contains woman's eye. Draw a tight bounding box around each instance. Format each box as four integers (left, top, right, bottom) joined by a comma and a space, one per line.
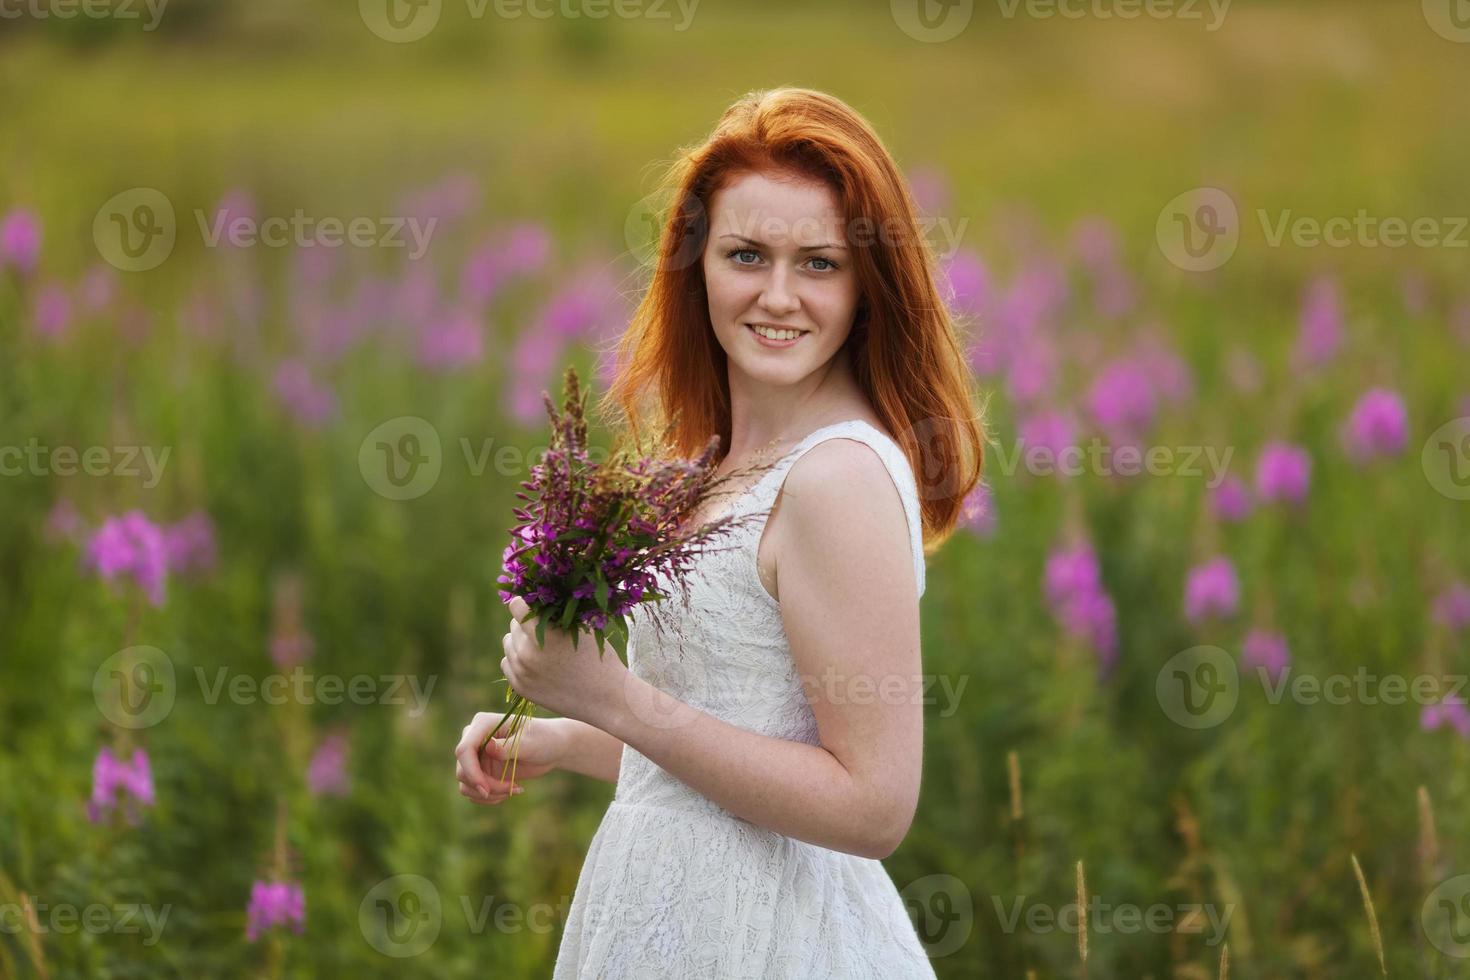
808, 257, 837, 272
728, 248, 759, 265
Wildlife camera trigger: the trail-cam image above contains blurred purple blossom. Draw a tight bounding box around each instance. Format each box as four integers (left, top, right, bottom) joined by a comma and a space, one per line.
1241, 629, 1290, 683
78, 263, 119, 314
1255, 442, 1311, 505
1005, 337, 1057, 405
1294, 275, 1343, 369
86, 511, 168, 606
417, 308, 484, 370
163, 511, 217, 575
1211, 476, 1253, 523
1086, 356, 1158, 440
942, 249, 989, 319
212, 189, 258, 249
906, 165, 951, 214
1432, 581, 1470, 631
246, 880, 306, 942
958, 482, 995, 538
273, 360, 337, 428
1421, 696, 1470, 739
460, 222, 552, 309
45, 498, 85, 545
306, 731, 350, 797
1044, 542, 1118, 671
32, 283, 72, 339
1341, 387, 1408, 463
1184, 556, 1239, 623
1018, 409, 1076, 474
87, 746, 155, 824
0, 208, 41, 274
399, 171, 479, 229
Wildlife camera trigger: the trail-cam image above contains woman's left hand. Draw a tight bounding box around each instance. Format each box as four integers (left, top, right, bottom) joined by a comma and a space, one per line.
501, 595, 630, 728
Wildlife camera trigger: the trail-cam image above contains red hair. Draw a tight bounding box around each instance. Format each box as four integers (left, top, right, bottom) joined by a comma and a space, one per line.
600, 87, 985, 555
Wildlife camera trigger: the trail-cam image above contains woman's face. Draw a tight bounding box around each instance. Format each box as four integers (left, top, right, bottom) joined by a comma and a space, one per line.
701, 169, 861, 389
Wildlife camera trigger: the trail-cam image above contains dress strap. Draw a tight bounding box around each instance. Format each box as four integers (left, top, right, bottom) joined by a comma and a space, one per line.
749, 419, 926, 598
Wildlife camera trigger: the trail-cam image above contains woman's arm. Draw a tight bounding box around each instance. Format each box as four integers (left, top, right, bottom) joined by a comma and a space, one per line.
550, 717, 625, 785
595, 441, 926, 860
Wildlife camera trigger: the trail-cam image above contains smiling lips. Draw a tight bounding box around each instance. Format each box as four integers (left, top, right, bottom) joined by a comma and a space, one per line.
746, 322, 809, 346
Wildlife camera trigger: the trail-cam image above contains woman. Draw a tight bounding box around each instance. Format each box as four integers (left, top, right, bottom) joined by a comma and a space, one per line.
454, 87, 984, 978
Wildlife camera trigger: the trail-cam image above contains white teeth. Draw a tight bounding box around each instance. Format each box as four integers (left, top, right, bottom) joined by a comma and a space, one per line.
750, 324, 803, 341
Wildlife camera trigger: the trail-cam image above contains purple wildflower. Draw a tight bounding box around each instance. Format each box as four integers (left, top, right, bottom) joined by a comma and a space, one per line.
1294, 275, 1343, 369
246, 880, 306, 942
1241, 629, 1290, 682
163, 511, 216, 574
1255, 442, 1311, 505
78, 263, 118, 314
0, 208, 41, 274
460, 222, 551, 308
306, 732, 350, 797
941, 249, 989, 317
33, 283, 72, 339
1211, 476, 1252, 523
1432, 581, 1470, 631
273, 360, 337, 428
958, 482, 996, 538
1086, 356, 1157, 440
1018, 410, 1076, 475
87, 746, 155, 824
417, 309, 484, 370
1421, 696, 1470, 739
86, 511, 168, 606
1184, 556, 1239, 623
1341, 388, 1408, 463
1043, 542, 1118, 670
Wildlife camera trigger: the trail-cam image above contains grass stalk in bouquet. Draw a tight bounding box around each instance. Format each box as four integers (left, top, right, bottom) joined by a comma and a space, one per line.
481, 365, 776, 785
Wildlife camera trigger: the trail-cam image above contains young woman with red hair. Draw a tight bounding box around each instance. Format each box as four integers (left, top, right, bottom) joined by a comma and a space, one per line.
456, 86, 983, 977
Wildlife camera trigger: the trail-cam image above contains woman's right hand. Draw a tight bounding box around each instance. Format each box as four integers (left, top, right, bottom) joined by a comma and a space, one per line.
454, 712, 568, 806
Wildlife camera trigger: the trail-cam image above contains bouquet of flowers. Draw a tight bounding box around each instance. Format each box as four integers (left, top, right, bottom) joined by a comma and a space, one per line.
482, 366, 773, 784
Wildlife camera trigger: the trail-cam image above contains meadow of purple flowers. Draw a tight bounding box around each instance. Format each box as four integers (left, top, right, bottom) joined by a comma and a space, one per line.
4, 5, 1470, 976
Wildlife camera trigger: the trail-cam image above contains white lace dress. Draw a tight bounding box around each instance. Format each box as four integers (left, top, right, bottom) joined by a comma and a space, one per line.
552, 420, 937, 980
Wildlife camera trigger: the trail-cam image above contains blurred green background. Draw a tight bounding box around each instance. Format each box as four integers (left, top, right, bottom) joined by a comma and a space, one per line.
2, 0, 1469, 976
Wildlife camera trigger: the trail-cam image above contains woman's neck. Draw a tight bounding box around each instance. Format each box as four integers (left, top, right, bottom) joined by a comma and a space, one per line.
723, 346, 866, 460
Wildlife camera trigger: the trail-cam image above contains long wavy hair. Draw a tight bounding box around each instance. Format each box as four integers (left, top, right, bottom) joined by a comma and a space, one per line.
600, 87, 985, 556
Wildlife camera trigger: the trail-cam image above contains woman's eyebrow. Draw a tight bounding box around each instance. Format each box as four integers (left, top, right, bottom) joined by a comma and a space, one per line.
719, 233, 850, 251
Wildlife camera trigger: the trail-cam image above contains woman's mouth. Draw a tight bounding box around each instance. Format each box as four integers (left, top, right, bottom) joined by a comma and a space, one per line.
746, 323, 810, 348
